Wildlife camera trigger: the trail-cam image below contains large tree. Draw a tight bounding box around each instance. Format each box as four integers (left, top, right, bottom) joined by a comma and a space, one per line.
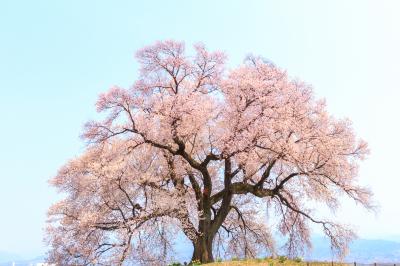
46, 40, 373, 265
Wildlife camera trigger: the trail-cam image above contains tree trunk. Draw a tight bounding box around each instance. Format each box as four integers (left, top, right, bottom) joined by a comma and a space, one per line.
191, 234, 214, 263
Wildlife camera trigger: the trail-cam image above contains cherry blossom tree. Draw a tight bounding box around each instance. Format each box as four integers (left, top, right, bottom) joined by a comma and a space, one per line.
46, 40, 373, 265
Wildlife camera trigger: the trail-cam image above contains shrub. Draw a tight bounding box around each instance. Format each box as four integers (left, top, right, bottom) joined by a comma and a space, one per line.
294, 257, 303, 263
278, 255, 287, 263
191, 259, 201, 266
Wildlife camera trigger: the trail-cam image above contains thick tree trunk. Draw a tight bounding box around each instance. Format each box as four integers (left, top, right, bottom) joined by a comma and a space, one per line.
191, 234, 214, 263
190, 159, 234, 263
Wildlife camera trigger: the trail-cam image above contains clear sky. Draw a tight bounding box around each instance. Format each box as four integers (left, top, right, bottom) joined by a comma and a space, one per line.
1, 0, 399, 258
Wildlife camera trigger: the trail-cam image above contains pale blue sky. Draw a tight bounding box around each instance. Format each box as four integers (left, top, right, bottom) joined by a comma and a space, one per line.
1, 0, 399, 258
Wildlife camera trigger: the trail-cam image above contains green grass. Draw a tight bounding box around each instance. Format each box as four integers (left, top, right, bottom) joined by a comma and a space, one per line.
202, 258, 350, 266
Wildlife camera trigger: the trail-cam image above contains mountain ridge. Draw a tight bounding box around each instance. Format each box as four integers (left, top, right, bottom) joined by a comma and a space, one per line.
1, 237, 400, 265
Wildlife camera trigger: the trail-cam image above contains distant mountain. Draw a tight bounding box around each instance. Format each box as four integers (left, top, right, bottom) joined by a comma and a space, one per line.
0, 251, 23, 264
306, 236, 400, 263
2, 237, 400, 265
0, 256, 45, 266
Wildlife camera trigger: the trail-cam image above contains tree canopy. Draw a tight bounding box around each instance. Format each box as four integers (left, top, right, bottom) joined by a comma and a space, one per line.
46, 40, 373, 265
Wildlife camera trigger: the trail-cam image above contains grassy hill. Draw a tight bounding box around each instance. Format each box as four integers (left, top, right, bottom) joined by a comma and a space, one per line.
205, 260, 348, 265
170, 258, 349, 266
